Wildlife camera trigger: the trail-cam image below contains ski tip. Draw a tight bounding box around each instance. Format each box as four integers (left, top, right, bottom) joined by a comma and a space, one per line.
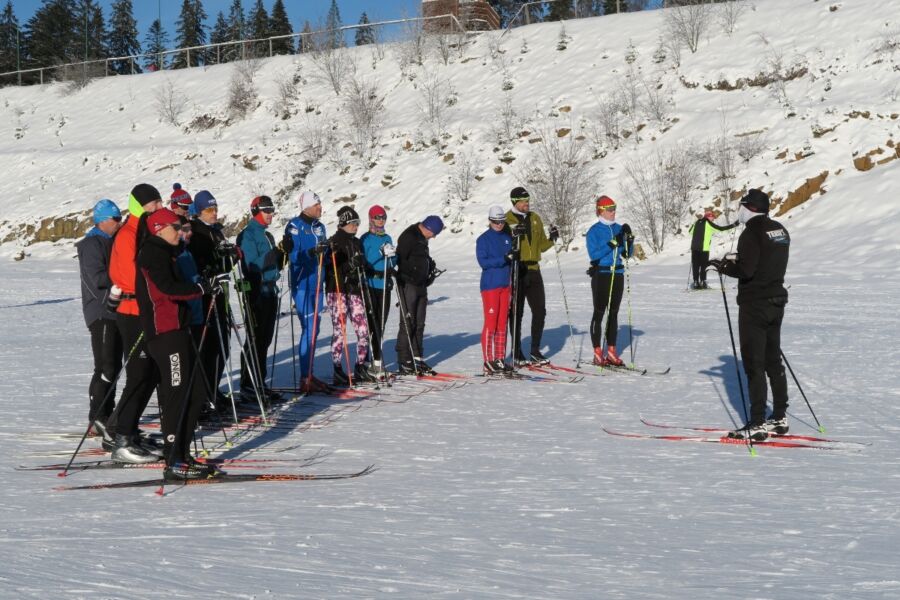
56, 471, 68, 478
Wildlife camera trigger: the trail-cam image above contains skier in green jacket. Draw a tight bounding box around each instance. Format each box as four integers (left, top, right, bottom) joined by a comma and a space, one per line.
688, 211, 737, 289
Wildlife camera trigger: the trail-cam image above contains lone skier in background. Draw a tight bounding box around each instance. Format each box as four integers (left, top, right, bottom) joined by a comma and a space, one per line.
710, 189, 791, 441
689, 210, 737, 289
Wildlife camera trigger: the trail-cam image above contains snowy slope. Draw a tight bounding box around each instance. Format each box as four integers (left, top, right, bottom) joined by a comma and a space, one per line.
1, 1, 900, 599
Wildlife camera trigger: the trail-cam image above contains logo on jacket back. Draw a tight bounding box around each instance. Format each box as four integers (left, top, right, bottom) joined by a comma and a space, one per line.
767, 229, 790, 245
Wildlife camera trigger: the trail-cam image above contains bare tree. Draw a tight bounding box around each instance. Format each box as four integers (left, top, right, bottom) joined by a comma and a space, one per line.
716, 0, 748, 36
588, 92, 625, 153
227, 59, 262, 120
272, 67, 301, 119
639, 75, 672, 126
343, 74, 386, 165
664, 0, 713, 54
447, 151, 478, 206
394, 15, 427, 75
515, 124, 597, 249
624, 148, 699, 254
491, 90, 521, 147
155, 78, 189, 126
298, 110, 333, 163
416, 72, 455, 146
309, 26, 357, 95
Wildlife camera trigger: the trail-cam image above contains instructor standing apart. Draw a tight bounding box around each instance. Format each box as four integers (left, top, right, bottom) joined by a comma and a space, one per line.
710, 189, 791, 441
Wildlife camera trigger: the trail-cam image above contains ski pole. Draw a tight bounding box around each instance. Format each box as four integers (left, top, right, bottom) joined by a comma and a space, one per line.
379, 258, 390, 383
394, 273, 419, 377
552, 245, 577, 364
508, 233, 522, 366
716, 269, 755, 456
780, 350, 825, 433
596, 246, 620, 371
60, 331, 144, 477
212, 301, 240, 424
623, 242, 635, 366
268, 265, 288, 389
305, 250, 325, 390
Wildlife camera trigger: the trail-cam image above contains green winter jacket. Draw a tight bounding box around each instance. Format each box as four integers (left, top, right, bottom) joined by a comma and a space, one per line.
505, 210, 553, 270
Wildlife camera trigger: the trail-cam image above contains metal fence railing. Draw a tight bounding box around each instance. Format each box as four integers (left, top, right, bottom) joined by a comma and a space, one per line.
0, 14, 465, 88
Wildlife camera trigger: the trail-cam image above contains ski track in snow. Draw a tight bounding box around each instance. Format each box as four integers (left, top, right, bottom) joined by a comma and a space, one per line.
1, 250, 898, 599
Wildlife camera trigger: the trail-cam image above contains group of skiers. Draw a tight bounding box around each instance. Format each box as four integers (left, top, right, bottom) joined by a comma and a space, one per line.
75, 181, 792, 481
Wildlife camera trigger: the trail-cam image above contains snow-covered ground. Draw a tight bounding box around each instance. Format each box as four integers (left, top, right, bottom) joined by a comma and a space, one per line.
2, 0, 900, 597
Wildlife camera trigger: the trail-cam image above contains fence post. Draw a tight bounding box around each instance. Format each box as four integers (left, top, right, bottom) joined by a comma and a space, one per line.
187, 48, 191, 67
269, 39, 273, 57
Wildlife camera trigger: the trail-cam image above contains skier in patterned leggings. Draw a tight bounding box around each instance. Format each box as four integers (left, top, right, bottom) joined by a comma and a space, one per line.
326, 207, 375, 385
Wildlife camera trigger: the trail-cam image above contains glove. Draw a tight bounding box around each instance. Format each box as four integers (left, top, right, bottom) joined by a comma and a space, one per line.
106, 285, 122, 311
620, 223, 633, 240
504, 251, 516, 263
280, 234, 294, 255
217, 240, 241, 261
381, 243, 396, 258
708, 258, 727, 273
586, 264, 599, 277
511, 223, 526, 237
307, 243, 327, 258
548, 225, 559, 243
607, 238, 618, 250
348, 254, 365, 270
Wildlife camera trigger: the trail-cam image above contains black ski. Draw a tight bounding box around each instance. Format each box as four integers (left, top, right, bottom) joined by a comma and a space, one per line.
54, 465, 376, 491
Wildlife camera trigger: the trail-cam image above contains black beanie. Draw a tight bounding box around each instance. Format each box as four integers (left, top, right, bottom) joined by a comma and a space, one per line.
740, 189, 769, 213
131, 183, 161, 207
337, 206, 360, 227
510, 186, 530, 203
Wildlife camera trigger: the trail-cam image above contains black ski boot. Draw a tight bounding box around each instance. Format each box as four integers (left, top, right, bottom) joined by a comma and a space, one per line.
529, 350, 550, 365
111, 434, 158, 464
333, 365, 350, 386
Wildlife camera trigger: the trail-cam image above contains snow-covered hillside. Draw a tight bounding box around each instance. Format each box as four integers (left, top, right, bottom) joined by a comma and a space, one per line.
1, 0, 898, 263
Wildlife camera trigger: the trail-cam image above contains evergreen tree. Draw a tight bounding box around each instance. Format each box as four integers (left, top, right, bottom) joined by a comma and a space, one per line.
298, 20, 312, 54
247, 0, 269, 57
224, 0, 244, 61
106, 0, 141, 74
24, 0, 81, 76
546, 0, 573, 21
268, 0, 293, 56
143, 18, 167, 70
0, 1, 20, 77
325, 0, 343, 49
74, 0, 106, 63
209, 11, 229, 64
173, 0, 207, 68
354, 12, 374, 47
488, 0, 536, 27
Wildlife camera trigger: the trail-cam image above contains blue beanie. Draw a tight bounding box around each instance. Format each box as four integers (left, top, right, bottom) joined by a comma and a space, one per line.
92, 198, 121, 224
193, 190, 217, 214
421, 215, 444, 236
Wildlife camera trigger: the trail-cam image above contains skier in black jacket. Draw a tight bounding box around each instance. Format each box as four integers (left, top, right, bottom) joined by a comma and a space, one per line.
394, 216, 444, 375
710, 189, 790, 441
76, 199, 124, 438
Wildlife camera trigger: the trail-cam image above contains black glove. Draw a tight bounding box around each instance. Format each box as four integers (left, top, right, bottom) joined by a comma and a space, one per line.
607, 238, 619, 250
511, 223, 526, 237
105, 285, 123, 312
217, 240, 241, 261
708, 258, 727, 273
548, 225, 559, 243
348, 254, 365, 270
586, 264, 599, 277
307, 243, 327, 258
280, 233, 294, 255
621, 223, 633, 240
198, 273, 227, 296
504, 251, 516, 263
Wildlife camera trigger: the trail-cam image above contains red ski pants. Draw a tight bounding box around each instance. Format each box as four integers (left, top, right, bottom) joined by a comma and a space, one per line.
481, 286, 511, 362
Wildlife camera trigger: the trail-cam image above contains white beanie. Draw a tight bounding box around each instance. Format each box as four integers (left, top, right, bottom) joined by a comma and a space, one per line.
299, 191, 321, 211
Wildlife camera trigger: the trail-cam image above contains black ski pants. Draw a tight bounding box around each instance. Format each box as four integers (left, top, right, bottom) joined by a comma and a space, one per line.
691, 250, 710, 285
87, 318, 123, 423
107, 313, 157, 438
240, 293, 278, 391
396, 283, 427, 365
590, 272, 624, 349
365, 286, 392, 362
509, 268, 546, 358
146, 329, 206, 465
738, 297, 790, 425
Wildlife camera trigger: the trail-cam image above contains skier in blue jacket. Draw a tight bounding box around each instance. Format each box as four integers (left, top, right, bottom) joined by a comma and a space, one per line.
586, 195, 634, 367
359, 204, 396, 379
476, 205, 514, 374
283, 191, 329, 392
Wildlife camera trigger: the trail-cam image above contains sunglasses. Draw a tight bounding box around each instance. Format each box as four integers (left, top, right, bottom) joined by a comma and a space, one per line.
344, 219, 361, 226
489, 219, 506, 225
600, 206, 617, 212
111, 216, 123, 222
258, 207, 275, 214
171, 223, 184, 232
371, 215, 386, 221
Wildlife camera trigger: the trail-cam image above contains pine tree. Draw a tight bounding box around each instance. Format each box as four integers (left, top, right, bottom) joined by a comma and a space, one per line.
209, 11, 229, 64
268, 0, 293, 56
0, 0, 20, 77
24, 0, 79, 72
354, 11, 374, 47
143, 18, 168, 70
325, 0, 343, 49
74, 0, 106, 63
106, 0, 140, 74
546, 0, 573, 21
298, 20, 312, 54
247, 0, 269, 57
173, 0, 207, 68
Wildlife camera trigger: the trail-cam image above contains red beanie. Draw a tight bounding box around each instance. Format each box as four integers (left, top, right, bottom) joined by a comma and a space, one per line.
170, 183, 192, 208
596, 195, 616, 210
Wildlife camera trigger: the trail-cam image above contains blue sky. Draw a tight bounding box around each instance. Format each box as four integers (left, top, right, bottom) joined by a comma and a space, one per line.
10, 1, 422, 41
